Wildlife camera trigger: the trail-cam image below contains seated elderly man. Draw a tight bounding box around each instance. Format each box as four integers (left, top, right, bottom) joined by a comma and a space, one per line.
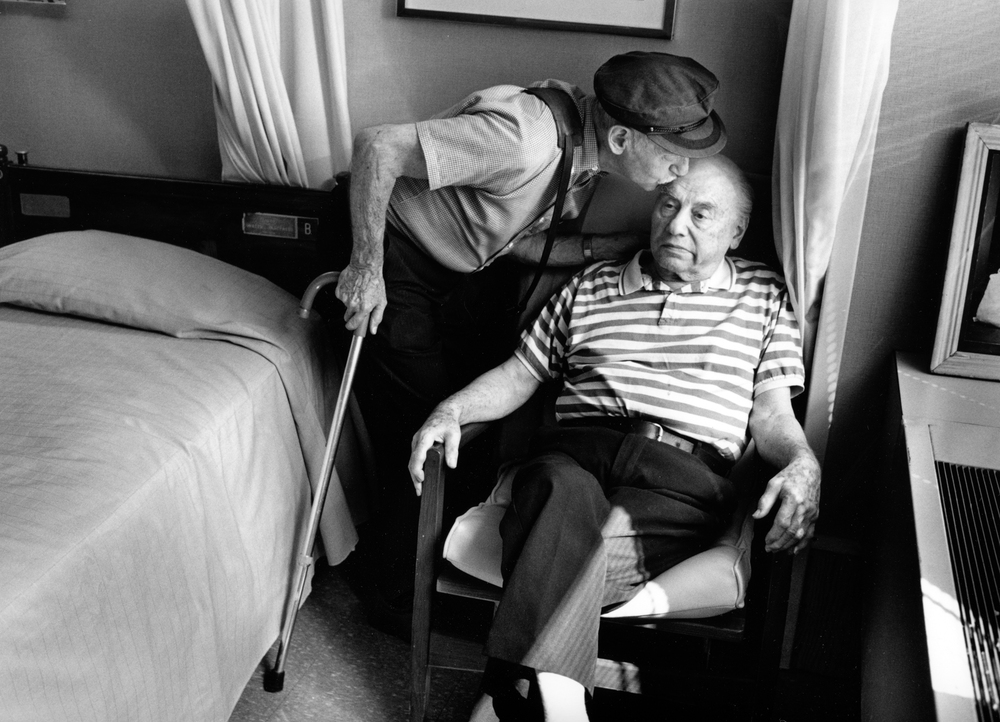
408, 154, 821, 722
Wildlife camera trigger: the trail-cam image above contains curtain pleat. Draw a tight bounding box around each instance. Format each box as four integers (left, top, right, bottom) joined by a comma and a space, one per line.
184, 0, 360, 562
186, 0, 352, 189
772, 0, 898, 462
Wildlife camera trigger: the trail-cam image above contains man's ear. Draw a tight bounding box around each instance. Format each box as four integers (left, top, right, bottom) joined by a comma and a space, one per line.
605, 125, 630, 156
730, 219, 747, 250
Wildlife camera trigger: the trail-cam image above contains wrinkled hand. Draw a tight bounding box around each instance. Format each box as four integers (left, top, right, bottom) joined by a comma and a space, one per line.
334, 263, 386, 337
752, 453, 821, 554
408, 406, 462, 497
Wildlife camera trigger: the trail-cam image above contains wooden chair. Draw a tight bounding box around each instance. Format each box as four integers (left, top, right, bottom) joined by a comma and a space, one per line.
408, 171, 793, 721
408, 396, 793, 721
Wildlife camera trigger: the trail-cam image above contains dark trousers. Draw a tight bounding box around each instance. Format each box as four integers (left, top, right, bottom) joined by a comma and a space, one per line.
355, 226, 515, 602
484, 425, 737, 691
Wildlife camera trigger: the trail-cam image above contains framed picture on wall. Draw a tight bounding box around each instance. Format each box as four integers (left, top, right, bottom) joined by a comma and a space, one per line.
397, 0, 676, 39
931, 122, 1000, 380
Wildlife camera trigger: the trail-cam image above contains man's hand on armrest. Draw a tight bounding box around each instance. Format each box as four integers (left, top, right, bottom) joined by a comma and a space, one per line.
748, 386, 821, 555
408, 404, 462, 497
407, 355, 542, 497
752, 451, 821, 554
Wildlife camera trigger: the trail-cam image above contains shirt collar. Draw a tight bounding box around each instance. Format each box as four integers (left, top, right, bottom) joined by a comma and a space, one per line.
620, 251, 735, 295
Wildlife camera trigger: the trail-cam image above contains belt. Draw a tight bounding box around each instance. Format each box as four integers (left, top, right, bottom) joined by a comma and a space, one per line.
559, 416, 734, 477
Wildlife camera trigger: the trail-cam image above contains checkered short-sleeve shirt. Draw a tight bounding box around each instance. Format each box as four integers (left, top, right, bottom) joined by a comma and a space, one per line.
386, 80, 604, 272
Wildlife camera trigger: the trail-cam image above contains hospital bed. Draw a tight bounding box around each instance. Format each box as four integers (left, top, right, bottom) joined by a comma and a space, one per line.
0, 149, 369, 722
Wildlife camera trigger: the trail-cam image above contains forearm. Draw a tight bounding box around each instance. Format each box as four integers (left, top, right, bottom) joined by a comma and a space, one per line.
510, 231, 646, 266
748, 387, 820, 552
434, 355, 541, 426
348, 124, 425, 270
409, 356, 541, 488
751, 410, 818, 471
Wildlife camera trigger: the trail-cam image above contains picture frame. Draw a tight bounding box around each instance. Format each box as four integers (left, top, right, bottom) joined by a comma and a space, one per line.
396, 0, 676, 39
931, 122, 1000, 380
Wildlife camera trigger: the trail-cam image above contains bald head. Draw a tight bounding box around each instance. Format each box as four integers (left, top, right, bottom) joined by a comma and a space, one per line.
648, 154, 752, 287
681, 155, 753, 225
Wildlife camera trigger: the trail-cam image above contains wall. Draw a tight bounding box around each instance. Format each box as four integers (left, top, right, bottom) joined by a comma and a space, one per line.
0, 0, 219, 179
823, 0, 1000, 535
0, 0, 790, 203
782, 0, 1000, 687
343, 0, 789, 177
342, 0, 789, 234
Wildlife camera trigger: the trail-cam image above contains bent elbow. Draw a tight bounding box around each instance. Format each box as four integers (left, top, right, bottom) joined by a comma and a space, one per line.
351, 124, 422, 180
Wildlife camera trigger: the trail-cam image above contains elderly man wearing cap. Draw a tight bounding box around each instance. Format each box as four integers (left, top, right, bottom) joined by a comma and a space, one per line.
409, 154, 820, 720
338, 51, 728, 632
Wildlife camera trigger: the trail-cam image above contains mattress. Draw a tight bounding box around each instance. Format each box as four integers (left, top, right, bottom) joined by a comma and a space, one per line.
0, 231, 364, 721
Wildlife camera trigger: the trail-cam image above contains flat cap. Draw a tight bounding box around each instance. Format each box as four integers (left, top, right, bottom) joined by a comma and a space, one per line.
594, 51, 726, 158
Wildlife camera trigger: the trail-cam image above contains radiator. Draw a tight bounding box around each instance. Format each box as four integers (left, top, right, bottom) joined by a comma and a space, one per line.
936, 461, 1000, 722
863, 354, 1000, 722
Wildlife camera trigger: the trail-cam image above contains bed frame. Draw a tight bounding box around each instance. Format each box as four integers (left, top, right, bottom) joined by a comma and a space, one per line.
0, 143, 351, 297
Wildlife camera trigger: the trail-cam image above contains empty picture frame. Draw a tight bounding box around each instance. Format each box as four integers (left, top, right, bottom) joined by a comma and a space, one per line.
931, 122, 1000, 380
397, 0, 676, 39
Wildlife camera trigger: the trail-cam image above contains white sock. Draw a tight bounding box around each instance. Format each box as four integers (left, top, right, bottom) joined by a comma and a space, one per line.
536, 672, 589, 722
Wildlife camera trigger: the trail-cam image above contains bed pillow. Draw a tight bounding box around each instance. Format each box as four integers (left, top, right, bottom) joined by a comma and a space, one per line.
0, 230, 307, 341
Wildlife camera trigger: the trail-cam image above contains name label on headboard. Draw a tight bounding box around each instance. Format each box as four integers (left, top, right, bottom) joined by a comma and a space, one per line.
242, 212, 319, 240
20, 194, 71, 219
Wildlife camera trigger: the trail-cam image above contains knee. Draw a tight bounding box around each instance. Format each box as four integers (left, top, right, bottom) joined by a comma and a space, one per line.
511, 454, 603, 511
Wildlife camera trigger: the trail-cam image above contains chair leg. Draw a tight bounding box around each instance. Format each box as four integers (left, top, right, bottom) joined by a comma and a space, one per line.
409, 651, 430, 722
750, 553, 793, 721
409, 592, 432, 722
410, 445, 448, 722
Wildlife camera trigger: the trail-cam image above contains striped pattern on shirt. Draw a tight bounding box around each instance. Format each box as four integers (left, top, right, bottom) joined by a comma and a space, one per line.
515, 254, 805, 461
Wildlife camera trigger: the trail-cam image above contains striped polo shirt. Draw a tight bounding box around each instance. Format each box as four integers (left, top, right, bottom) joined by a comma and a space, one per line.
386, 79, 604, 273
515, 252, 805, 461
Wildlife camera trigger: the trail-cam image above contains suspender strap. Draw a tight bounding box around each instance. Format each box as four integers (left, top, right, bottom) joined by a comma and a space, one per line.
513, 87, 584, 317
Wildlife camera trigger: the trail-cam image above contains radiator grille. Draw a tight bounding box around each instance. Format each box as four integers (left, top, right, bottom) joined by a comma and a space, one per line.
936, 461, 1000, 722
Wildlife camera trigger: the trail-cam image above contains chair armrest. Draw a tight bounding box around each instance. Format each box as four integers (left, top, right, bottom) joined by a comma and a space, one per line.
412, 421, 495, 667
417, 422, 492, 552
456, 421, 490, 448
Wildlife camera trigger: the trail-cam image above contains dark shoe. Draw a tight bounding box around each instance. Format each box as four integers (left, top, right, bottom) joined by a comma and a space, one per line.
482, 660, 543, 721
363, 591, 413, 643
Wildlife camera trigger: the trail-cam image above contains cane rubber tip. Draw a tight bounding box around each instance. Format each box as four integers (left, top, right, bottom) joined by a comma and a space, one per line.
263, 669, 285, 693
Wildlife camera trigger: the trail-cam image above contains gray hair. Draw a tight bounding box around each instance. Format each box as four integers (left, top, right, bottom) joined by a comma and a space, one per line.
592, 102, 617, 150
726, 159, 754, 227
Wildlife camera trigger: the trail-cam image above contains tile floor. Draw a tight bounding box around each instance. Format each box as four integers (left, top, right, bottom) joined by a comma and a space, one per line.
229, 560, 860, 722
229, 560, 478, 722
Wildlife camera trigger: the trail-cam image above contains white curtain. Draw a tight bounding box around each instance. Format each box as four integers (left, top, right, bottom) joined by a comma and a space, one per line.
185, 0, 353, 190
773, 0, 898, 463
185, 0, 361, 564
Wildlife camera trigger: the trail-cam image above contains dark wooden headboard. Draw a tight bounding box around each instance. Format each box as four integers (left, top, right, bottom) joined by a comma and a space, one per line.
0, 146, 351, 298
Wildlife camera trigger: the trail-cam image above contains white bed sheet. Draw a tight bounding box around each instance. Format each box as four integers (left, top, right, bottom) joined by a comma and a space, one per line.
0, 305, 351, 721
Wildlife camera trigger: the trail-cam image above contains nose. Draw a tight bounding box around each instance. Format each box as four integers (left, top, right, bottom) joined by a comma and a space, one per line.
670, 156, 690, 178
667, 204, 691, 235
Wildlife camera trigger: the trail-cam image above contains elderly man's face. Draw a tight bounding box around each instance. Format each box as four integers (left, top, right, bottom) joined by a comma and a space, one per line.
648, 159, 745, 286
617, 131, 691, 191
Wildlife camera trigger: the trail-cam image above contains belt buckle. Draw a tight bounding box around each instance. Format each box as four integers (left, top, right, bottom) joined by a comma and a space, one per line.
656, 424, 692, 453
